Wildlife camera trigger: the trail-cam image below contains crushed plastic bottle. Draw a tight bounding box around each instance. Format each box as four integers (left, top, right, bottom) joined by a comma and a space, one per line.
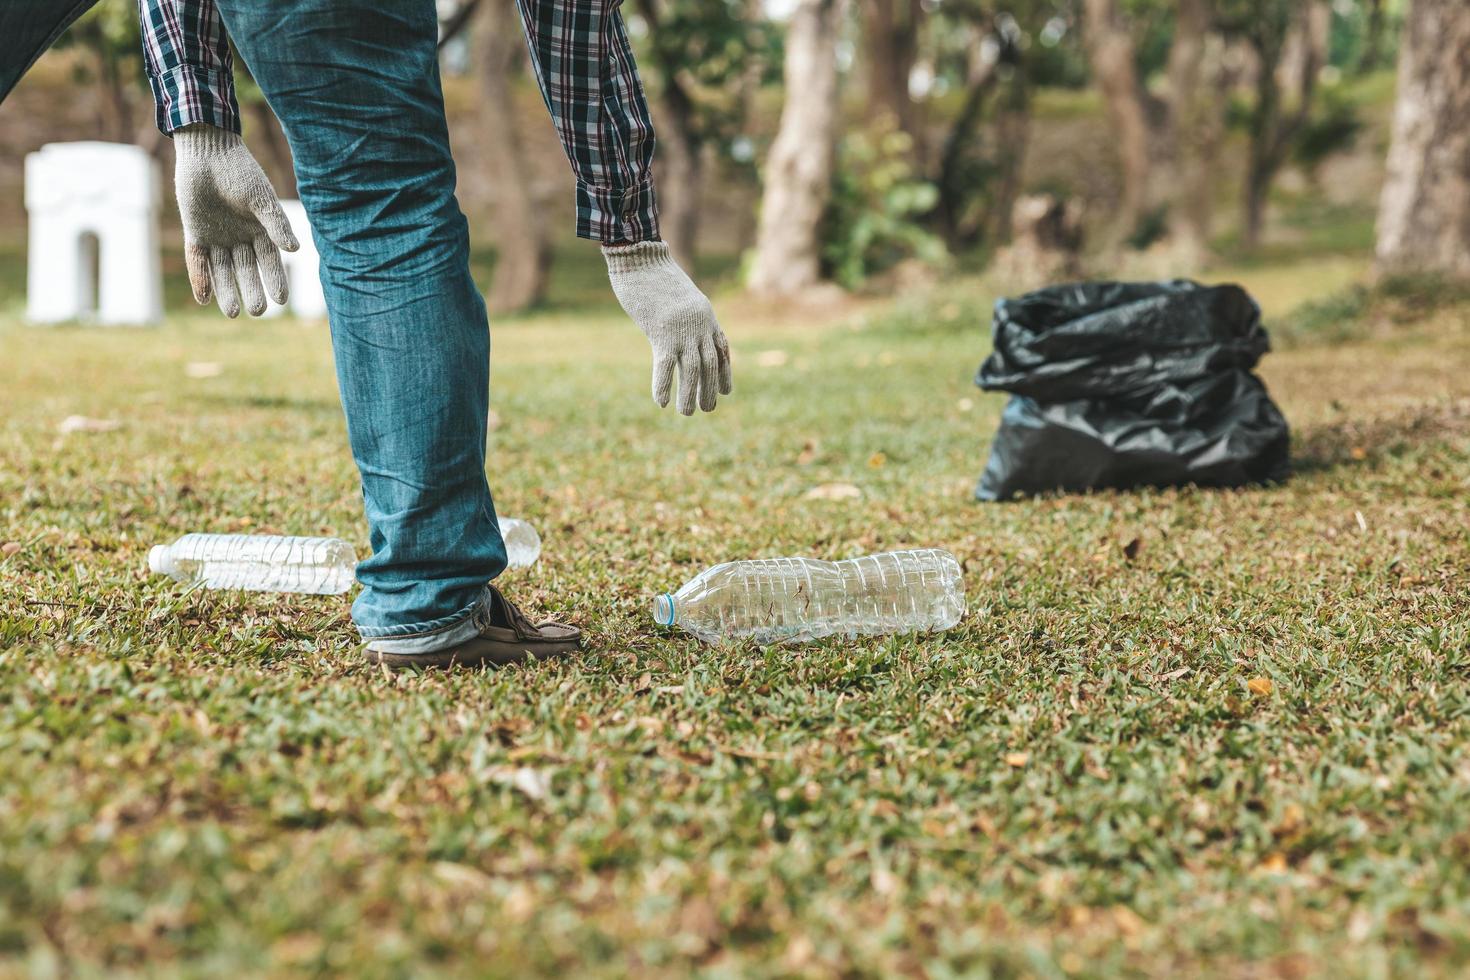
498, 517, 541, 569
653, 548, 965, 644
148, 533, 356, 594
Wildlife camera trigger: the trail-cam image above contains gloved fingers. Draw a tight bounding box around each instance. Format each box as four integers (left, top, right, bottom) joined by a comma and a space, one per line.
232, 243, 268, 316
714, 330, 733, 396
675, 352, 697, 416
210, 245, 240, 318
185, 243, 213, 305
652, 353, 676, 408
254, 235, 289, 306
249, 192, 300, 252
697, 336, 719, 413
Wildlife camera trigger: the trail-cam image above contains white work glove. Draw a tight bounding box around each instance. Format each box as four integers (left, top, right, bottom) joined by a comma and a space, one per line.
172, 123, 299, 318
603, 241, 733, 415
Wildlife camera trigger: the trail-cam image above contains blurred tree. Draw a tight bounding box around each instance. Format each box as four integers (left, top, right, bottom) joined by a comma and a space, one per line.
1080, 0, 1156, 246
1080, 0, 1230, 258
822, 118, 945, 287
1356, 0, 1388, 72
1164, 0, 1227, 262
475, 0, 551, 312
634, 0, 777, 268
1375, 0, 1470, 280
1217, 0, 1329, 249
748, 0, 848, 295
54, 1, 146, 146
861, 0, 923, 148
832, 1, 1086, 268
929, 4, 1034, 252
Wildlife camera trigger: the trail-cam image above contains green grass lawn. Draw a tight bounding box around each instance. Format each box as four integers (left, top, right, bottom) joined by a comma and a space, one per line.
2, 259, 1469, 977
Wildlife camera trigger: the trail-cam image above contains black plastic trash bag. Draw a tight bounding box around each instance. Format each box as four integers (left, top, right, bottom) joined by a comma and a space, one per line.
975, 280, 1290, 501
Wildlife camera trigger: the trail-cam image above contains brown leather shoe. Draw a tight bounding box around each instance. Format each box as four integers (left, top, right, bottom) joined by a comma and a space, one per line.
362, 586, 582, 669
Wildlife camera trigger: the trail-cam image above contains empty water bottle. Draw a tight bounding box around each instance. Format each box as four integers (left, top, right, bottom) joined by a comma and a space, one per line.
653, 548, 965, 644
498, 517, 541, 569
148, 533, 357, 594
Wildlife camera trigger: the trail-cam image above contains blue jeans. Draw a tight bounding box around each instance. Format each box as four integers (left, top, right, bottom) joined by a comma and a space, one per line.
1, 0, 506, 651
212, 0, 505, 650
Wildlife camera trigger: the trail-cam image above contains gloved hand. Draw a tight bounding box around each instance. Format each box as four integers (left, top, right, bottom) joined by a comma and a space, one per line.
173, 123, 299, 318
604, 241, 733, 415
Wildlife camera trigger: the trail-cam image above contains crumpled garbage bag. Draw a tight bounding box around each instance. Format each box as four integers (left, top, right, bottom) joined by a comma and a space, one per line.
975, 280, 1291, 501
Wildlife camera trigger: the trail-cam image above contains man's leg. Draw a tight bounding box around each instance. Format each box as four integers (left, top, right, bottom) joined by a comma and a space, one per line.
213, 0, 506, 650
0, 1, 99, 104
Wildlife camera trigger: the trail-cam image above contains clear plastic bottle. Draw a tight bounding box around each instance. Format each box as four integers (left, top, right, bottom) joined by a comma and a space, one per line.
498, 517, 541, 569
148, 533, 357, 594
653, 548, 965, 644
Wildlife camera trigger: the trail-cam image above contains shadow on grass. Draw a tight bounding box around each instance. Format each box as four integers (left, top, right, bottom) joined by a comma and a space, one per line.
1292, 400, 1470, 475
203, 394, 341, 415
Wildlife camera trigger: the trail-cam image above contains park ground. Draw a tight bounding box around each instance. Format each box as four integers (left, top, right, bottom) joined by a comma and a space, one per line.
2, 217, 1469, 974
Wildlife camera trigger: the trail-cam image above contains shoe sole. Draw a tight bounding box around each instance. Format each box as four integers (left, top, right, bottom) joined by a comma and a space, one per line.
363, 638, 581, 670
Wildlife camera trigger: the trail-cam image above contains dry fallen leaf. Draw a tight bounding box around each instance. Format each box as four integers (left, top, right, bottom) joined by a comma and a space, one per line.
1277, 803, 1305, 833
271, 933, 324, 965
870, 864, 898, 895
868, 452, 886, 469
804, 483, 862, 501
1247, 677, 1274, 696
57, 415, 122, 434
433, 861, 493, 890
1004, 752, 1029, 768
501, 767, 553, 801
185, 361, 223, 378
1258, 852, 1288, 873
1122, 537, 1142, 561
1, 542, 21, 556
1350, 446, 1367, 461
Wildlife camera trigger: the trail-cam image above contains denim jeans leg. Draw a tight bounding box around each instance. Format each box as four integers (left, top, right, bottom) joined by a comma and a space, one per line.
213, 0, 506, 644
0, 0, 100, 104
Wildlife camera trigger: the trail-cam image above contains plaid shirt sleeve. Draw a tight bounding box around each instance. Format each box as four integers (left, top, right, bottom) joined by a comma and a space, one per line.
138, 0, 240, 135
515, 0, 660, 243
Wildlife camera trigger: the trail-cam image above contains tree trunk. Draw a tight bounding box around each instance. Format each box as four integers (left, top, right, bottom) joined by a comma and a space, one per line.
1375, 0, 1470, 280
1165, 0, 1226, 264
748, 0, 845, 296
934, 27, 1001, 250
984, 68, 1031, 247
862, 0, 921, 146
478, 0, 551, 313
657, 123, 703, 271
1240, 2, 1324, 250
635, 0, 704, 269
1357, 0, 1387, 74
90, 41, 133, 145
1277, 0, 1330, 98
1082, 0, 1153, 246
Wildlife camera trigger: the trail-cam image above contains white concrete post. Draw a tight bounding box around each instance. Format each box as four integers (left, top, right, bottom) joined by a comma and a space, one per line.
25, 142, 163, 326
262, 199, 328, 320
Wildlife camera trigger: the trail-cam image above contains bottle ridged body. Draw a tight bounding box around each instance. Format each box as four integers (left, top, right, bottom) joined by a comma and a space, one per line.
658, 549, 965, 644
153, 533, 357, 594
